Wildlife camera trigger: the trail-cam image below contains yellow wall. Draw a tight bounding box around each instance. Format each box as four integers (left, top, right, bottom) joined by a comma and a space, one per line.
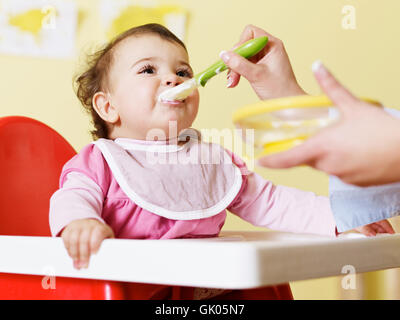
1, 0, 400, 299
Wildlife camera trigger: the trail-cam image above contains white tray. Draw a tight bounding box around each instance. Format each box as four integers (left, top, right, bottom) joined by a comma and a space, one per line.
0, 231, 399, 289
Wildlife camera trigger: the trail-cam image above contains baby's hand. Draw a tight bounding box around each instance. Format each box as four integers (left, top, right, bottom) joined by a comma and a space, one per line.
355, 219, 395, 237
61, 218, 115, 269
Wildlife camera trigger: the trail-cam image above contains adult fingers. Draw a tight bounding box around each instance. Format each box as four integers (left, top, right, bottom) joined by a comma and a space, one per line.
227, 69, 240, 88
226, 25, 274, 87
238, 24, 276, 47
312, 61, 359, 113
220, 51, 264, 85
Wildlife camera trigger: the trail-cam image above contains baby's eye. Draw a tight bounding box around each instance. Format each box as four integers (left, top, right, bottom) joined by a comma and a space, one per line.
139, 64, 156, 74
176, 69, 192, 78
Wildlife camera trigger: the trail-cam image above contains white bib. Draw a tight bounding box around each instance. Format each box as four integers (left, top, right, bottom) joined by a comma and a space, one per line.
93, 136, 243, 220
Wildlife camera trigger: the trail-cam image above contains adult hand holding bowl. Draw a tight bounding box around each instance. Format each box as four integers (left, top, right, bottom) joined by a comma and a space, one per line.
256, 61, 400, 187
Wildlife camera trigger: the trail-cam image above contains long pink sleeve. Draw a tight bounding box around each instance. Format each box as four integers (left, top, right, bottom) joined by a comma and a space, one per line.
50, 144, 337, 238
227, 159, 337, 237
49, 172, 105, 236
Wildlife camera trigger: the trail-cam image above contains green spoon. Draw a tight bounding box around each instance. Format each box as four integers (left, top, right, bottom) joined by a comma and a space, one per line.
158, 36, 268, 102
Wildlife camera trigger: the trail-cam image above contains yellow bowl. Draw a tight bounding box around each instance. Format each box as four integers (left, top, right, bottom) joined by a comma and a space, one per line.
232, 95, 381, 158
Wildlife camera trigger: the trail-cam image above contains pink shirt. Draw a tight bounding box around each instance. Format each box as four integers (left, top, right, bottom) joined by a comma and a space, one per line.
49, 138, 337, 238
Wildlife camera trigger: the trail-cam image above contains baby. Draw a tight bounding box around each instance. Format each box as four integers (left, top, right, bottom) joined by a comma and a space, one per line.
49, 23, 393, 299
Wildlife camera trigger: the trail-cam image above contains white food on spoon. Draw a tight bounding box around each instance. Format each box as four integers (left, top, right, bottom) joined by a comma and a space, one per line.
158, 78, 198, 102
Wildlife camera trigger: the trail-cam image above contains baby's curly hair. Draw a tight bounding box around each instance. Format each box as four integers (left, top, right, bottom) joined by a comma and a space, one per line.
74, 23, 187, 140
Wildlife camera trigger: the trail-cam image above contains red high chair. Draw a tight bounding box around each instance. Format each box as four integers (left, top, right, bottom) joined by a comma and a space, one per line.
0, 116, 292, 300
0, 116, 200, 300
0, 116, 127, 299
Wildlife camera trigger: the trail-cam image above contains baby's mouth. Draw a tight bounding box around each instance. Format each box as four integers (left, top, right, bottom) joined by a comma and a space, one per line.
159, 98, 186, 105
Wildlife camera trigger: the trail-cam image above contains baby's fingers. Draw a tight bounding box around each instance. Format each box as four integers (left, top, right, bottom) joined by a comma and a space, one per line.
65, 229, 81, 264
89, 224, 115, 256
357, 225, 376, 237
77, 229, 91, 269
89, 227, 106, 256
356, 220, 395, 237
374, 220, 395, 234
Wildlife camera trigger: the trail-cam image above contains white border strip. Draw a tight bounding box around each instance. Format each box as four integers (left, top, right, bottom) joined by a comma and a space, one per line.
114, 138, 186, 153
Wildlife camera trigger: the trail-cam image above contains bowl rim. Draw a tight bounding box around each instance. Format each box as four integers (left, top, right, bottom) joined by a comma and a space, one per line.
232, 94, 381, 123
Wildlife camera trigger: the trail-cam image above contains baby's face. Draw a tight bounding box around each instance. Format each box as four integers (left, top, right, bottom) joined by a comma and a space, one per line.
107, 34, 199, 140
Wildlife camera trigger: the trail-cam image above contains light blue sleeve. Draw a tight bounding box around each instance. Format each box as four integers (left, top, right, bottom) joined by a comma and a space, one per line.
329, 107, 400, 232
329, 176, 400, 232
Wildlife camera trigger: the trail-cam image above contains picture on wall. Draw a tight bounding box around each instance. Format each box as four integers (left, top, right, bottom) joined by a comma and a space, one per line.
100, 0, 187, 41
0, 0, 77, 59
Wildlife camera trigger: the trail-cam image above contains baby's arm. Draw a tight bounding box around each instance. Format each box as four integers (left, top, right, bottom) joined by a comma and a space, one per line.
49, 172, 114, 269
228, 169, 337, 237
228, 155, 394, 237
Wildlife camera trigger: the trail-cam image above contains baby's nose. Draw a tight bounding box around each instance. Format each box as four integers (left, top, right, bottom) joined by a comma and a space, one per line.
163, 74, 182, 87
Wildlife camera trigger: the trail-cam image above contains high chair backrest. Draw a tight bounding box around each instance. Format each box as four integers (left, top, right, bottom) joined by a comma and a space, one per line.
0, 116, 76, 236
